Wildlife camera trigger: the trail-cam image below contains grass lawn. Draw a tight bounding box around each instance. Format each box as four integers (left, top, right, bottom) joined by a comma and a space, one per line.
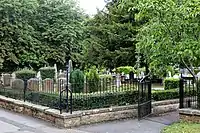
162, 122, 200, 133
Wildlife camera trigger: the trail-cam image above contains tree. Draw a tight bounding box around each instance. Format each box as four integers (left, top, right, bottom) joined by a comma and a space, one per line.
130, 0, 200, 76
0, 0, 40, 71
0, 0, 85, 72
33, 0, 85, 67
81, 0, 140, 69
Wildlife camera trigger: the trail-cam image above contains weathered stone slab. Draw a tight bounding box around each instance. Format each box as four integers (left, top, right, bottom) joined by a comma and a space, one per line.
27, 78, 40, 91
12, 79, 24, 90
3, 74, 11, 86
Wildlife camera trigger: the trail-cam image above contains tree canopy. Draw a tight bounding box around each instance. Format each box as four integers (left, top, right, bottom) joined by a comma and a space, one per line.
0, 0, 84, 72
129, 0, 200, 76
1, 0, 200, 76
80, 0, 141, 69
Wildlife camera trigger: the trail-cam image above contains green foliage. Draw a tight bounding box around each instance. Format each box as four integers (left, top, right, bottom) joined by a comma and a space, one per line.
162, 122, 200, 133
132, 0, 200, 76
69, 69, 84, 93
0, 87, 192, 111
99, 74, 113, 80
85, 66, 100, 92
0, 0, 85, 71
81, 0, 138, 69
164, 78, 180, 90
15, 68, 36, 80
39, 67, 55, 80
113, 66, 135, 74
152, 89, 179, 101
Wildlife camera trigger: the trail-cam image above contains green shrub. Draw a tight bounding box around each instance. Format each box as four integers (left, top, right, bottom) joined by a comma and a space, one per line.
164, 78, 180, 90
85, 66, 100, 92
39, 67, 55, 80
69, 69, 84, 93
15, 69, 36, 80
152, 89, 179, 101
0, 87, 191, 111
113, 66, 135, 74
99, 74, 112, 80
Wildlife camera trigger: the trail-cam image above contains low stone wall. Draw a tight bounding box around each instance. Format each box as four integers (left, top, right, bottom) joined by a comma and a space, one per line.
0, 95, 179, 128
179, 108, 200, 123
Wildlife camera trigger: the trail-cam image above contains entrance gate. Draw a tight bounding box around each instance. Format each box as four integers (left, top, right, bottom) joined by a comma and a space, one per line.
138, 77, 152, 120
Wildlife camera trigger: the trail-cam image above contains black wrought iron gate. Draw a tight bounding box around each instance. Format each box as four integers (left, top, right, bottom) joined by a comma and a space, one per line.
138, 77, 152, 120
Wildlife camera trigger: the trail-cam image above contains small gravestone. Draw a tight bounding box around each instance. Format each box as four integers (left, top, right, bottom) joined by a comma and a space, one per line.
58, 73, 66, 79
197, 72, 200, 78
116, 74, 121, 88
42, 78, 54, 92
58, 78, 66, 91
3, 74, 11, 86
12, 79, 24, 90
27, 78, 40, 91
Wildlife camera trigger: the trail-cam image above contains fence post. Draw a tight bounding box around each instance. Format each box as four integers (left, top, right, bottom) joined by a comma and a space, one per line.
24, 79, 27, 102
179, 78, 184, 108
66, 65, 69, 113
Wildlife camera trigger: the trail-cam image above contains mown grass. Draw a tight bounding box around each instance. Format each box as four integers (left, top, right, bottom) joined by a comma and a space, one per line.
162, 122, 200, 133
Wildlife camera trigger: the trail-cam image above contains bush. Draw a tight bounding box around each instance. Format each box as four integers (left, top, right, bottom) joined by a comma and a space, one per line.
85, 66, 100, 92
15, 69, 36, 80
39, 67, 55, 80
0, 87, 191, 111
69, 69, 84, 93
99, 74, 112, 80
164, 78, 180, 90
114, 66, 135, 74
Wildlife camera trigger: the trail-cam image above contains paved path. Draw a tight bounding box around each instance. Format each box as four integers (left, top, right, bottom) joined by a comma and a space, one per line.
0, 108, 86, 133
0, 108, 179, 133
76, 112, 179, 133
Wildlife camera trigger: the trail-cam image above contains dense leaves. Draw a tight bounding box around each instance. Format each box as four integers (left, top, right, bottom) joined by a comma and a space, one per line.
0, 0, 84, 72
132, 0, 200, 76
81, 0, 140, 69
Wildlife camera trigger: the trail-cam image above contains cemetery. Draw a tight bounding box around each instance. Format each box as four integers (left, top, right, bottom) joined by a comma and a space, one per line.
1, 0, 200, 132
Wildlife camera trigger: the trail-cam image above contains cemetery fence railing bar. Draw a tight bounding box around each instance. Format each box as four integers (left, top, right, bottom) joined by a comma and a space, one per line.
0, 73, 139, 113
179, 74, 200, 110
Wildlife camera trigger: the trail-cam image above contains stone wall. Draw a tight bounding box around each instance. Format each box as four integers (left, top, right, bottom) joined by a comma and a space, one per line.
0, 95, 179, 128
179, 108, 200, 123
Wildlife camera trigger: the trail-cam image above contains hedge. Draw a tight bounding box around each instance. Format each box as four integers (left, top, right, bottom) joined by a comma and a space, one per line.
39, 67, 55, 80
164, 78, 180, 90
0, 87, 191, 111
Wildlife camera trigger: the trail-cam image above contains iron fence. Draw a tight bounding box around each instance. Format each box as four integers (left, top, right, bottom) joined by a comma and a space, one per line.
0, 76, 139, 114
180, 75, 200, 109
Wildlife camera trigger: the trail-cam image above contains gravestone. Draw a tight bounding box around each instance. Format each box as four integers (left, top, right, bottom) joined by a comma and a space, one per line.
58, 73, 66, 79
12, 79, 24, 90
168, 71, 172, 77
27, 78, 40, 91
116, 74, 121, 88
42, 78, 54, 92
58, 78, 66, 91
197, 72, 200, 78
3, 74, 11, 86
10, 73, 16, 86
